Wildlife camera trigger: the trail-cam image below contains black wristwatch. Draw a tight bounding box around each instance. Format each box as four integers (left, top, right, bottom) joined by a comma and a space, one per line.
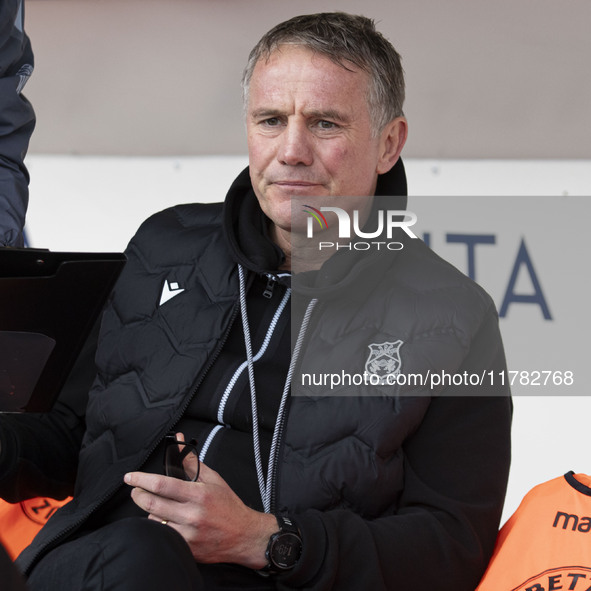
258, 515, 302, 576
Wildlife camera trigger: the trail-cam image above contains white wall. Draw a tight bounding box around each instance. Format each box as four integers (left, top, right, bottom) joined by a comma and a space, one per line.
23, 0, 591, 159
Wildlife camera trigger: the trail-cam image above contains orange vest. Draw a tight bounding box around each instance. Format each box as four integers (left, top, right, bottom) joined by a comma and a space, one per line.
0, 497, 71, 560
476, 472, 591, 591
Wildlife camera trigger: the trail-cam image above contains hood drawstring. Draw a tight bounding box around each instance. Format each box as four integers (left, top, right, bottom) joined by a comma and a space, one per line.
238, 264, 317, 513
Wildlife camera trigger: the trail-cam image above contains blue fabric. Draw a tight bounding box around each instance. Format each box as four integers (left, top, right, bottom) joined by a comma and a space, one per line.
0, 0, 35, 247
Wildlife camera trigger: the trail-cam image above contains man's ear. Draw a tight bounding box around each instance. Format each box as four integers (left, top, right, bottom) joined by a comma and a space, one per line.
376, 117, 408, 175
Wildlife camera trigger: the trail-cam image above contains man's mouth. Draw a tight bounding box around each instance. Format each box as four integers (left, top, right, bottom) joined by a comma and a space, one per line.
271, 181, 325, 194
274, 181, 319, 186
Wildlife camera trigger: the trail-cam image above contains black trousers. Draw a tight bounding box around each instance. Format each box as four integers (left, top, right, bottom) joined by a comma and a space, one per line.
1, 543, 27, 591
25, 518, 276, 591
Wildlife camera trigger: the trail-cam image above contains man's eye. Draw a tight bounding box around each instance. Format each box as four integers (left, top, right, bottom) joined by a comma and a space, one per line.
317, 120, 337, 130
263, 117, 281, 126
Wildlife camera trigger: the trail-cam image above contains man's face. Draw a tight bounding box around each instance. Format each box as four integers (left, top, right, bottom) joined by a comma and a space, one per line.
246, 45, 402, 240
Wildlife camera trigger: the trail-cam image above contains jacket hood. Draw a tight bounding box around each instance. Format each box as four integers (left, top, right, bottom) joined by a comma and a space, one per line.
222, 169, 284, 274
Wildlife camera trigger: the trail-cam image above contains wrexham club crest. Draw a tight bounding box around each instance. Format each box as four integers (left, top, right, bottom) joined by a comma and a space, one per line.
365, 340, 403, 380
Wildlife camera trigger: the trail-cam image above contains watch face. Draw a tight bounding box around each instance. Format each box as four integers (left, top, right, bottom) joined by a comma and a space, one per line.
270, 532, 302, 569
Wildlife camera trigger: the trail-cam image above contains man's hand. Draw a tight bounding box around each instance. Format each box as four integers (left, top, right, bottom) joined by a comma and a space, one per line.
124, 464, 278, 569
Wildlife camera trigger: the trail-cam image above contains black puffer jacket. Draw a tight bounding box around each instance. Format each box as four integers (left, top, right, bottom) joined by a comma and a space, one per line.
0, 163, 511, 590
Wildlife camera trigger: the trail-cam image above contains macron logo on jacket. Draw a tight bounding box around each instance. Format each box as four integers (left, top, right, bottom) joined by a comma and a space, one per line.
159, 279, 185, 306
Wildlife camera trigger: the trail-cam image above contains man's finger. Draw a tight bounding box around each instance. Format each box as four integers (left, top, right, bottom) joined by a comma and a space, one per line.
196, 461, 223, 484
124, 471, 188, 499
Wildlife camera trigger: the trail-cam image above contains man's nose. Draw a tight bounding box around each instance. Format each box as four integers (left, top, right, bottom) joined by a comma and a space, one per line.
276, 120, 314, 166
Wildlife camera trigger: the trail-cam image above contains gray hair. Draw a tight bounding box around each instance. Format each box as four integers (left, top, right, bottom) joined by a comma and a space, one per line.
241, 12, 405, 136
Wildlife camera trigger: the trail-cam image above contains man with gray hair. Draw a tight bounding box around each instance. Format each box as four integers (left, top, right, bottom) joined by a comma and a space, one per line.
0, 12, 511, 591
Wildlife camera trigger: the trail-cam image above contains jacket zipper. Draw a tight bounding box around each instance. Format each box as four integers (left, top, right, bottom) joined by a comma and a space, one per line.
263, 274, 276, 299
267, 297, 319, 513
